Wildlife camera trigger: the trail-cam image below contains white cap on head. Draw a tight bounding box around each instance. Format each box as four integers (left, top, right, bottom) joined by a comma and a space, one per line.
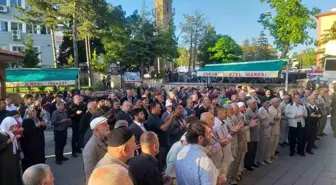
166, 102, 173, 107
90, 117, 108, 130
237, 102, 245, 108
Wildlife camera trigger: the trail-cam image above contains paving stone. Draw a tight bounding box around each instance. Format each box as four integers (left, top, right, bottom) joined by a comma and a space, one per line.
313, 177, 335, 185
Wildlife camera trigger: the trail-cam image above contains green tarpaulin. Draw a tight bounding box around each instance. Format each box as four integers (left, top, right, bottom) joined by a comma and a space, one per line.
6, 68, 79, 87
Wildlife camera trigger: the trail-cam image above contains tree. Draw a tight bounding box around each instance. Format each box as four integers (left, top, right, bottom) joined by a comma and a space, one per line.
180, 11, 207, 70
175, 47, 190, 67
91, 49, 109, 74
295, 48, 316, 68
208, 35, 243, 62
255, 31, 278, 60
197, 24, 220, 66
21, 34, 40, 68
16, 0, 59, 67
258, 0, 321, 58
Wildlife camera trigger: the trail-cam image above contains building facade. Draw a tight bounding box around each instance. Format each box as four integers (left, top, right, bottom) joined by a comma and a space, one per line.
0, 0, 55, 67
316, 8, 336, 68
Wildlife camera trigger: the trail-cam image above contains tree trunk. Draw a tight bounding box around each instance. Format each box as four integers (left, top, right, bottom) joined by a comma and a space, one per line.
85, 36, 93, 87
50, 28, 57, 68
193, 30, 198, 70
88, 36, 93, 86
188, 34, 193, 72
280, 42, 290, 59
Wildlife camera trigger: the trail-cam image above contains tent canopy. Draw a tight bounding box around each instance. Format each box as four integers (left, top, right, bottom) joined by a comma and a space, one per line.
6, 68, 79, 87
197, 60, 286, 78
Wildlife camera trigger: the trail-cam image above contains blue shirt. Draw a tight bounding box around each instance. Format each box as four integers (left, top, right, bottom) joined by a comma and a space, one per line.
175, 144, 218, 185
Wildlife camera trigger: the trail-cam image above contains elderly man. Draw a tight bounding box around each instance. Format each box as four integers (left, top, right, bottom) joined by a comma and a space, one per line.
305, 95, 321, 154
95, 126, 136, 169
121, 89, 135, 105
116, 101, 133, 126
81, 102, 98, 147
89, 164, 134, 185
128, 132, 164, 185
285, 94, 307, 156
279, 95, 290, 147
267, 98, 281, 161
196, 97, 211, 118
83, 117, 110, 183
257, 99, 272, 166
22, 164, 54, 185
212, 107, 234, 182
244, 98, 260, 171
317, 88, 330, 136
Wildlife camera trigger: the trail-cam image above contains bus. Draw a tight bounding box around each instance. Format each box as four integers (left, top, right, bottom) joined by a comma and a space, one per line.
323, 58, 336, 79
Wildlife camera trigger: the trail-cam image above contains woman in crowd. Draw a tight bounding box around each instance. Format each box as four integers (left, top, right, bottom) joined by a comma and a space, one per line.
0, 116, 23, 185
21, 107, 46, 172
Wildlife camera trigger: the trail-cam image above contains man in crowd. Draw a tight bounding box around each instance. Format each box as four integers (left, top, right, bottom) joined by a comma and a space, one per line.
268, 98, 281, 160
121, 89, 135, 105
80, 102, 97, 147
22, 164, 54, 185
305, 95, 321, 154
67, 95, 87, 157
51, 101, 71, 165
0, 99, 8, 123
175, 122, 225, 185
5, 98, 17, 111
244, 99, 260, 171
279, 95, 290, 147
163, 104, 187, 145
83, 117, 110, 182
285, 94, 307, 156
116, 101, 133, 126
89, 164, 134, 185
196, 97, 211, 118
95, 126, 136, 170
129, 108, 147, 144
128, 131, 164, 185
317, 88, 329, 136
257, 100, 272, 165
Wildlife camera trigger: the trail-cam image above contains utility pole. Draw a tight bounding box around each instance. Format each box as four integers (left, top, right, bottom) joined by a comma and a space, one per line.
73, 0, 79, 88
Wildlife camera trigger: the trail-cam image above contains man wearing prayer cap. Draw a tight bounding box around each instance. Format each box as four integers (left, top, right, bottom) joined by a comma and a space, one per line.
95, 126, 136, 170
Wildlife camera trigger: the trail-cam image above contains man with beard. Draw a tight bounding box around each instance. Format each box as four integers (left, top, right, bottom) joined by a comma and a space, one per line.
175, 122, 225, 185
111, 99, 121, 114
165, 104, 187, 145
96, 97, 108, 116
68, 95, 87, 157
128, 132, 165, 185
83, 117, 110, 183
129, 108, 147, 144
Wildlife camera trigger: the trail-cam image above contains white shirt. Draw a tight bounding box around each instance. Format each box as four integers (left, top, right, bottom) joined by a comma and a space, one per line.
295, 104, 303, 122
134, 121, 147, 132
6, 105, 17, 111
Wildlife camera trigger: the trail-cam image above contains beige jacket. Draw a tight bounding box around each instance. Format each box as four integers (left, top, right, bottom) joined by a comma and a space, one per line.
268, 106, 281, 136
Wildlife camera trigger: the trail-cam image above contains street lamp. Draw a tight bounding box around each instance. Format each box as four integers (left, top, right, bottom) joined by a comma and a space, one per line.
285, 54, 293, 92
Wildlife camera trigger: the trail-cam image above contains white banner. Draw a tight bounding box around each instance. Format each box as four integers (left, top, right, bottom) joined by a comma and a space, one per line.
6, 80, 76, 87
197, 71, 279, 78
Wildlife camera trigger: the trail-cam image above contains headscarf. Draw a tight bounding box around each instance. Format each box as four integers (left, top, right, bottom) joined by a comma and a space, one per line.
0, 117, 19, 154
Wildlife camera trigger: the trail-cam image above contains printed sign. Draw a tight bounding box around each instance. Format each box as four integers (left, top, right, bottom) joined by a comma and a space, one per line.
197, 71, 279, 78
6, 80, 76, 87
123, 72, 142, 83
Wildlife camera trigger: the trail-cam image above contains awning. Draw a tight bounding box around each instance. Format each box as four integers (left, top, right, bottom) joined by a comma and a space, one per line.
6, 68, 79, 87
197, 60, 286, 78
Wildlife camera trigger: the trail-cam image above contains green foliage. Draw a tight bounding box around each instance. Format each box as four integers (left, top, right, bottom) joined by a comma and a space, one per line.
175, 47, 190, 67
92, 49, 109, 74
63, 55, 74, 68
294, 48, 316, 68
198, 25, 221, 66
259, 0, 321, 58
38, 86, 46, 92
208, 35, 243, 62
92, 82, 105, 91
52, 86, 58, 92
242, 31, 278, 61
21, 34, 40, 68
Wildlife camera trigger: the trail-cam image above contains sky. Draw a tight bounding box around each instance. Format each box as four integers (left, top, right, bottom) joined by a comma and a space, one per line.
110, 0, 336, 53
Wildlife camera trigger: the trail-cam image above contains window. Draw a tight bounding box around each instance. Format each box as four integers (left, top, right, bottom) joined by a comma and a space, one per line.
11, 22, 23, 31
26, 24, 38, 34
40, 26, 50, 34
0, 21, 8, 32
0, 0, 6, 5
10, 0, 22, 7
12, 46, 24, 53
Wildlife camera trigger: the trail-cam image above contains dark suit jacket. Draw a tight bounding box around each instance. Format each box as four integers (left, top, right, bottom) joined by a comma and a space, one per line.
129, 122, 145, 143
116, 110, 133, 126
120, 96, 136, 105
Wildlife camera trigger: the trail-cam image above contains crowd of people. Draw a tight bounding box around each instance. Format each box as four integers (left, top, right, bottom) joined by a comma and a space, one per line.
0, 84, 335, 185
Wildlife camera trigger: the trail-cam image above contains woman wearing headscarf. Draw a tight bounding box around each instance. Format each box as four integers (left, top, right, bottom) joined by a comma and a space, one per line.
0, 116, 23, 185
20, 107, 46, 172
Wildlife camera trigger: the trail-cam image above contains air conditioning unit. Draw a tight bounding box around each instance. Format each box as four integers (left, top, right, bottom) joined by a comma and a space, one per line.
12, 30, 21, 40
0, 5, 8, 13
